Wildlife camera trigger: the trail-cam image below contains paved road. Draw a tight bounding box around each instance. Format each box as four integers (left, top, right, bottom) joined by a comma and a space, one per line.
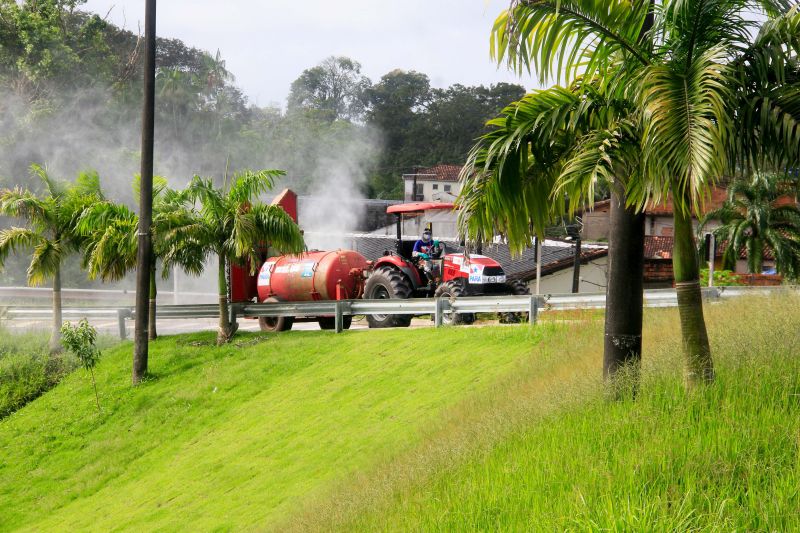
3, 315, 437, 338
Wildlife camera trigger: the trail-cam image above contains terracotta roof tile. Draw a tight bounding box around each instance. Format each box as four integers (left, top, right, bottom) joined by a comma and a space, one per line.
405, 164, 463, 182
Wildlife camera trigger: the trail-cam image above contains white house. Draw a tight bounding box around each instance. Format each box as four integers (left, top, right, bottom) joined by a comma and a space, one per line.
403, 164, 463, 202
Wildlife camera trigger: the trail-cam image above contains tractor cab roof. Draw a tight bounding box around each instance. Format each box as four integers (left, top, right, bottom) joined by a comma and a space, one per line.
386, 201, 456, 215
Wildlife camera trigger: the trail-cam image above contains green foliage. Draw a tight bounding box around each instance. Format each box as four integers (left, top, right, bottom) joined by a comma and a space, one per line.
288, 56, 371, 122
60, 319, 99, 371
699, 268, 744, 286
291, 296, 800, 531
0, 325, 541, 530
0, 329, 78, 418
700, 173, 800, 278
60, 319, 100, 411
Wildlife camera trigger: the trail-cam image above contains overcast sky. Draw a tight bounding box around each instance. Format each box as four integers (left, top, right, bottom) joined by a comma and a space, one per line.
81, 0, 535, 108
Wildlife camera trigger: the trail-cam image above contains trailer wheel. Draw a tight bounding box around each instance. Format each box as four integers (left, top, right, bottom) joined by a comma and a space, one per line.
500, 280, 530, 324
434, 279, 475, 325
364, 266, 413, 328
258, 297, 294, 332
318, 316, 352, 330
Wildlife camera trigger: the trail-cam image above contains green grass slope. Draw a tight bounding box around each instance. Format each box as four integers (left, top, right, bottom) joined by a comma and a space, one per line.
0, 324, 555, 531
289, 296, 800, 532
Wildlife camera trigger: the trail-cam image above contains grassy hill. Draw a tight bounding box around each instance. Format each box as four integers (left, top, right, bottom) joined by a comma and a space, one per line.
1, 295, 798, 531
0, 321, 561, 531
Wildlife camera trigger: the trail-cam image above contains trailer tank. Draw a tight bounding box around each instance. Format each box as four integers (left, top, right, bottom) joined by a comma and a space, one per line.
256, 250, 369, 302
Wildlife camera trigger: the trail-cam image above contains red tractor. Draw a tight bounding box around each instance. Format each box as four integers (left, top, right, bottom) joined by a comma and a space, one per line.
232, 196, 528, 330
362, 201, 527, 327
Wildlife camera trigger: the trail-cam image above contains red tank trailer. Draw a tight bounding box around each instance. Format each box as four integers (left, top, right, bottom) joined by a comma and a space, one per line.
255, 250, 369, 332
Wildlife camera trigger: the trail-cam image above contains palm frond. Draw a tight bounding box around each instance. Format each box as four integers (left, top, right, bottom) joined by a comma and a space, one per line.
0, 227, 46, 265
0, 187, 55, 228
27, 240, 62, 286
641, 46, 731, 213
492, 0, 651, 84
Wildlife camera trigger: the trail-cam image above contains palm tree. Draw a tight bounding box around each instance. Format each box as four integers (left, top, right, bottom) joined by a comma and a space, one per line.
467, 0, 800, 387
78, 177, 203, 340
0, 165, 103, 352
181, 169, 304, 345
700, 174, 800, 279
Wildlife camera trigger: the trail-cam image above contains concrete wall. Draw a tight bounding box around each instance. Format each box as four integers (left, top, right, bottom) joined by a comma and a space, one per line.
527, 256, 609, 294
403, 179, 462, 202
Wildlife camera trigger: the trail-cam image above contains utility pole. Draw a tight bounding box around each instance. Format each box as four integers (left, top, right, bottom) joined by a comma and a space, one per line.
133, 0, 156, 385
571, 231, 582, 293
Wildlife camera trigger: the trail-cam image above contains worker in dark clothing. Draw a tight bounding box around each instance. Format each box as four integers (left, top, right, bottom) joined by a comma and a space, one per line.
412, 229, 434, 260
412, 229, 443, 285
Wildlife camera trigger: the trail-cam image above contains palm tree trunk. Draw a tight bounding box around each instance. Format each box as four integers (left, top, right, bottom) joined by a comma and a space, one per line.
217, 253, 232, 345
747, 237, 764, 274
148, 260, 157, 340
50, 264, 62, 354
603, 187, 645, 397
673, 203, 714, 387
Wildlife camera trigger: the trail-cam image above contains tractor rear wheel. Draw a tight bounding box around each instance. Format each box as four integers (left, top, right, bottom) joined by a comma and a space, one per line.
258, 297, 294, 332
364, 266, 413, 328
318, 316, 352, 330
434, 279, 475, 325
500, 280, 530, 324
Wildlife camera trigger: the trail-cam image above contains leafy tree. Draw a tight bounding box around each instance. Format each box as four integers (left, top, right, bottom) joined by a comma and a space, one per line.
0, 164, 102, 351
60, 318, 101, 412
182, 170, 304, 345
468, 0, 800, 387
78, 176, 203, 339
288, 56, 371, 122
700, 174, 800, 278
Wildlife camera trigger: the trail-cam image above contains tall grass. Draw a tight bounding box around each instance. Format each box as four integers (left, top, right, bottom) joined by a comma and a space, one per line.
285, 295, 800, 531
0, 325, 117, 418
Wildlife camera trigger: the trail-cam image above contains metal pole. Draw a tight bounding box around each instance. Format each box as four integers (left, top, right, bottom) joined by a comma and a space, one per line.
133, 0, 156, 385
572, 233, 581, 293
117, 309, 128, 340
535, 237, 542, 295
334, 301, 343, 333
173, 265, 179, 304
707, 233, 715, 287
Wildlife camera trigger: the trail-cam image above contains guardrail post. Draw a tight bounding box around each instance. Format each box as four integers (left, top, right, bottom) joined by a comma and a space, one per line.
434, 297, 443, 327
117, 309, 127, 340
528, 295, 539, 325
229, 303, 239, 333
334, 301, 343, 333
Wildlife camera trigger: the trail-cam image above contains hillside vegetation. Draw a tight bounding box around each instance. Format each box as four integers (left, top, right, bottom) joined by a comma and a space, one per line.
1, 295, 798, 532
0, 323, 552, 531
287, 295, 800, 531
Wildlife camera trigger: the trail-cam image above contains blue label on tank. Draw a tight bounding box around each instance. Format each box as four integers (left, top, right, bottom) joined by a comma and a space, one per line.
301, 262, 315, 277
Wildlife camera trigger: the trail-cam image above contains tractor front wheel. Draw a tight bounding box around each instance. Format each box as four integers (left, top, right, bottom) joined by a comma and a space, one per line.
258, 297, 294, 332
364, 267, 413, 328
434, 279, 475, 325
500, 280, 530, 324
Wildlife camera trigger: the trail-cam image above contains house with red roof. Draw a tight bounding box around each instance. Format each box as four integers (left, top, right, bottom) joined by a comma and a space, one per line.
403, 164, 463, 202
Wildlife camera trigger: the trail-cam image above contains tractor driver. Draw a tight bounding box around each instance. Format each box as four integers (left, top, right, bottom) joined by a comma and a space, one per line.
412, 229, 443, 284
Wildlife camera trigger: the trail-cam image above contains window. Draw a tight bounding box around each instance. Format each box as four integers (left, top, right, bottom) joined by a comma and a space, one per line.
415, 183, 424, 200
444, 184, 451, 193
432, 184, 438, 190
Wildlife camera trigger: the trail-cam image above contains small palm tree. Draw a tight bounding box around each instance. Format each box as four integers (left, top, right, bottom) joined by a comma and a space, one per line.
700, 174, 800, 279
78, 177, 203, 339
0, 165, 103, 352
182, 169, 304, 345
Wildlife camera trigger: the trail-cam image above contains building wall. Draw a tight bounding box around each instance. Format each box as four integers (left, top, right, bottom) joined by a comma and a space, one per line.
403, 179, 462, 202
582, 210, 610, 240
527, 256, 609, 294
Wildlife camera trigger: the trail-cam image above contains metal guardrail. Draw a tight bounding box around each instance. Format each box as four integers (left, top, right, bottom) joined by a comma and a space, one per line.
1, 285, 796, 338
